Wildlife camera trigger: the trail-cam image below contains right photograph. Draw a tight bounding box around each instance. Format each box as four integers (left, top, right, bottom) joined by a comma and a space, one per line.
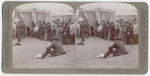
76, 3, 138, 68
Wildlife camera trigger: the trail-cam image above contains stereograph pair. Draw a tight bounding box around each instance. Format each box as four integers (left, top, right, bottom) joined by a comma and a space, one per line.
2, 2, 148, 74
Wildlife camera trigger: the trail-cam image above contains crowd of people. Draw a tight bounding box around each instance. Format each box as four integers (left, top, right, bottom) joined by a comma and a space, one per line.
13, 17, 138, 59
77, 18, 138, 45
13, 17, 138, 46
13, 18, 76, 45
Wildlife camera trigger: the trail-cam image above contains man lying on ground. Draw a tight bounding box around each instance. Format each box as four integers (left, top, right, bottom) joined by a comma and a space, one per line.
99, 36, 129, 59
40, 36, 66, 59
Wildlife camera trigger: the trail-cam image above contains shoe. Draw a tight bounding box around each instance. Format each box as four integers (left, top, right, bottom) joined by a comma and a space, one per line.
18, 43, 21, 46
77, 42, 85, 45
62, 52, 67, 55
100, 57, 106, 59
39, 57, 44, 59
14, 43, 18, 45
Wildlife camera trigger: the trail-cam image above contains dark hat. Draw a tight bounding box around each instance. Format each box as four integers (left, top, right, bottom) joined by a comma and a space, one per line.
113, 36, 121, 40
51, 36, 59, 40
95, 20, 98, 22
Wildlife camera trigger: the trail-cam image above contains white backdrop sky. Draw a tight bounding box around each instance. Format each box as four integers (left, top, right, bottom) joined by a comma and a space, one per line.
16, 3, 73, 11
79, 3, 138, 15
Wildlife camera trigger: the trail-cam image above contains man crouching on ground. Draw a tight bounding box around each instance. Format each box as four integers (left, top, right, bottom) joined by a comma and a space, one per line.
40, 36, 66, 59
101, 36, 129, 59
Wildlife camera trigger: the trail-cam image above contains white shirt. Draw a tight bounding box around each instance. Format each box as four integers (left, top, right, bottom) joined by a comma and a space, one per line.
51, 23, 56, 29
97, 25, 103, 32
114, 22, 120, 29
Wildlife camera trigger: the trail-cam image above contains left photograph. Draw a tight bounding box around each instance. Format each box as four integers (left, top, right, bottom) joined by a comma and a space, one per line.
12, 3, 76, 68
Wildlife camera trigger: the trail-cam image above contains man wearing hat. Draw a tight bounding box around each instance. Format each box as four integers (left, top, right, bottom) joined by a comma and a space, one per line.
14, 19, 23, 45
94, 20, 99, 36
77, 20, 86, 45
80, 20, 86, 42
85, 20, 90, 38
102, 36, 129, 58
40, 36, 66, 59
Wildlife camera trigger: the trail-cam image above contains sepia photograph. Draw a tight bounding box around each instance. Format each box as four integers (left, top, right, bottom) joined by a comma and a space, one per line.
2, 1, 148, 74
12, 3, 76, 68
11, 2, 141, 71
76, 3, 138, 68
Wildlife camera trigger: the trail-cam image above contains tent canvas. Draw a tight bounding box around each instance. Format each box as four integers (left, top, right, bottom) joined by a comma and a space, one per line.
13, 9, 74, 27
78, 7, 115, 26
20, 12, 32, 27
12, 3, 74, 27
14, 9, 50, 27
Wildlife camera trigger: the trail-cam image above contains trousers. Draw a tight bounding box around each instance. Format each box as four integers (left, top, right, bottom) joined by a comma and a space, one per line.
104, 49, 118, 58
41, 49, 56, 59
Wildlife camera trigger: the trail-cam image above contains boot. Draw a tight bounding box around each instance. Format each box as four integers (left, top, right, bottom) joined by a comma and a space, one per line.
41, 51, 49, 59
103, 50, 111, 58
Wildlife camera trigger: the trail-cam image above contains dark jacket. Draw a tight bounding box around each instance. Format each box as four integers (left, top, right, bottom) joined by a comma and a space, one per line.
16, 24, 22, 34
46, 41, 65, 55
44, 25, 51, 33
80, 23, 86, 33
109, 41, 128, 55
38, 25, 44, 34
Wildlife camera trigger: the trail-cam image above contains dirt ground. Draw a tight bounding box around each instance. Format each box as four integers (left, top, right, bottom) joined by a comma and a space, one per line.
13, 37, 76, 68
76, 37, 138, 69
13, 37, 138, 69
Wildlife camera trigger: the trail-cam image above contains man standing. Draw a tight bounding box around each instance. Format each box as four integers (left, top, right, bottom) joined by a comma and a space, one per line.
114, 20, 120, 37
50, 21, 56, 38
97, 22, 103, 38
102, 21, 108, 40
80, 20, 86, 42
101, 36, 128, 58
133, 21, 138, 44
110, 22, 115, 40
30, 21, 36, 37
37, 21, 44, 40
36, 21, 42, 39
76, 21, 80, 39
56, 21, 64, 44
70, 22, 75, 44
40, 36, 66, 59
40, 21, 45, 40
107, 22, 111, 40
94, 20, 99, 36
85, 20, 90, 38
77, 20, 86, 45
44, 23, 51, 41
20, 21, 26, 38
14, 20, 23, 45
119, 22, 127, 44
63, 22, 70, 45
